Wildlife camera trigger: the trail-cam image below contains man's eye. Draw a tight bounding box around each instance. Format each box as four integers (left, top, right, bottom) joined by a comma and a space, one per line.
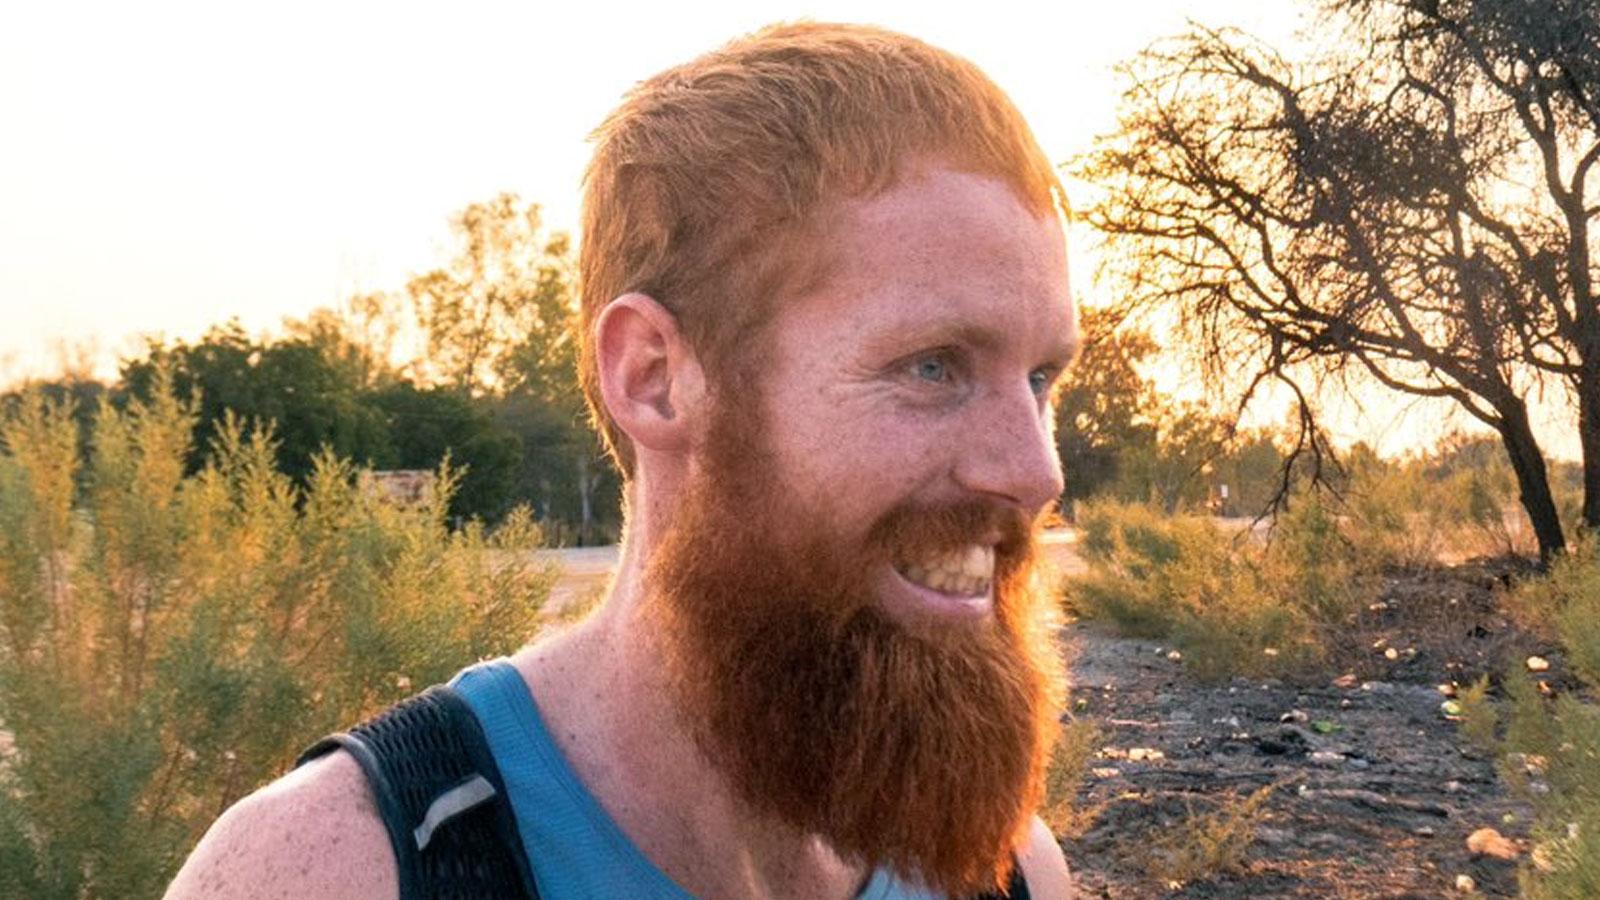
1029, 368, 1054, 396
912, 356, 951, 383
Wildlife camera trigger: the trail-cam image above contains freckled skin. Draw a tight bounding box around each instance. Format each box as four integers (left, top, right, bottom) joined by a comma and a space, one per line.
761, 166, 1077, 629
163, 752, 396, 900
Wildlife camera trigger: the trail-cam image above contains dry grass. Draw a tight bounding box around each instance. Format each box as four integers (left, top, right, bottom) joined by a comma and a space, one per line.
1145, 782, 1278, 885
1451, 542, 1600, 899
544, 580, 608, 627
1040, 719, 1102, 838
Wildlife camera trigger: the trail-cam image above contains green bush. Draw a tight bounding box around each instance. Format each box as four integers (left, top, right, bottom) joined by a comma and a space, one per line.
0, 373, 555, 899
1458, 541, 1600, 898
1262, 491, 1368, 623
1066, 500, 1322, 680
1343, 459, 1462, 569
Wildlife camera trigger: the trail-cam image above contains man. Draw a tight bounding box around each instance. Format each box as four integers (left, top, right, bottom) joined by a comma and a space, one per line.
167, 22, 1078, 899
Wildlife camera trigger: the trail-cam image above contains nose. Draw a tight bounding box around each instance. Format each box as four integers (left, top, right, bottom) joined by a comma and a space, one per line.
952, 383, 1064, 512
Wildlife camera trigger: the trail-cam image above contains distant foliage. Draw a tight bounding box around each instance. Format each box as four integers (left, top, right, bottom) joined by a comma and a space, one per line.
1052, 308, 1285, 517
118, 320, 530, 528
121, 319, 394, 484
402, 193, 620, 545
0, 374, 555, 899
1340, 440, 1532, 568
1053, 308, 1161, 504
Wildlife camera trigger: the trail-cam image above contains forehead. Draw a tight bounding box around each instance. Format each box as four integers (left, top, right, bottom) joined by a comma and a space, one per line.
777, 167, 1074, 358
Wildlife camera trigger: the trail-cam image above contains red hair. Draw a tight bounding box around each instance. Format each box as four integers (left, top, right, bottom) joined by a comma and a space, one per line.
579, 21, 1065, 476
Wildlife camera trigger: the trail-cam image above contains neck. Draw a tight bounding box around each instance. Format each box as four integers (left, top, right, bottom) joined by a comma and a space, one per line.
511, 528, 868, 900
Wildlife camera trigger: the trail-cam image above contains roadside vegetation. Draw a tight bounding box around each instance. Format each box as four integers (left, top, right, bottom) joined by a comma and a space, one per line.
0, 374, 554, 899
9, 0, 1600, 890
1064, 437, 1550, 681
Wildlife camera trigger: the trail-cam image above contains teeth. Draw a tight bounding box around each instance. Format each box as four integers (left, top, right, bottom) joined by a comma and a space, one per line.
897, 544, 994, 597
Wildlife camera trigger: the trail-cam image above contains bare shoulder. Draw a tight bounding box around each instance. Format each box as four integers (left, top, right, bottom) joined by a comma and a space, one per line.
163, 750, 397, 900
1015, 815, 1073, 900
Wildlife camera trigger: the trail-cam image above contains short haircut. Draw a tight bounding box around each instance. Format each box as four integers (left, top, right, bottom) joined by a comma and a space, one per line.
579, 21, 1065, 477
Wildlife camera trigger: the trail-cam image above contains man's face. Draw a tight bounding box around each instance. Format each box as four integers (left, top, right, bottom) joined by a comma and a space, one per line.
746, 164, 1076, 628
646, 166, 1077, 895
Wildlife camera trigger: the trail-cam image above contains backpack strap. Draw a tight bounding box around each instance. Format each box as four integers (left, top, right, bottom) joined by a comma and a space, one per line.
297, 685, 538, 900
971, 859, 1030, 900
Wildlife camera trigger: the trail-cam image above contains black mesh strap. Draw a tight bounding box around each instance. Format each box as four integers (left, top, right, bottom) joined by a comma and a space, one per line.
297, 685, 538, 900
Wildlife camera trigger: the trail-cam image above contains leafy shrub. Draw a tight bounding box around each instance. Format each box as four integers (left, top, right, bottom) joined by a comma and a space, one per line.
1343, 460, 1462, 569
1170, 585, 1311, 682
0, 373, 555, 899
1066, 501, 1323, 680
1261, 490, 1367, 623
1459, 541, 1600, 898
1341, 444, 1533, 566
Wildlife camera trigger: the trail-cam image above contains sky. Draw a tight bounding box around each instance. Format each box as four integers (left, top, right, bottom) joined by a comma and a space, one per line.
0, 1, 1575, 458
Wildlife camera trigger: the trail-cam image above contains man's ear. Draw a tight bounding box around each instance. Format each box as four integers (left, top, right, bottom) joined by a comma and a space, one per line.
594, 293, 707, 458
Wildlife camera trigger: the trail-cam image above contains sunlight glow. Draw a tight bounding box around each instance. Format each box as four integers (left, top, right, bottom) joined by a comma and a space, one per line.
9, 0, 1570, 458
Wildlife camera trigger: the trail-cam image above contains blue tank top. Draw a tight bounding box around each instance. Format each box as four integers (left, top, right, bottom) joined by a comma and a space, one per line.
450, 659, 940, 899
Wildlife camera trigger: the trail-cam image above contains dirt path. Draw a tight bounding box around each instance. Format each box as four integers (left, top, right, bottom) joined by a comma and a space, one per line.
1059, 618, 1531, 897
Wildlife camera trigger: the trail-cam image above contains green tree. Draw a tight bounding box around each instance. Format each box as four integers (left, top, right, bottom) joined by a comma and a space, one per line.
1054, 307, 1161, 505
121, 322, 393, 483
408, 193, 574, 396
1113, 402, 1233, 513
369, 383, 523, 523
406, 192, 617, 543
1212, 431, 1288, 518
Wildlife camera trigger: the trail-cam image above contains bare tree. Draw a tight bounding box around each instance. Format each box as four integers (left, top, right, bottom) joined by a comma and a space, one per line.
1078, 0, 1600, 558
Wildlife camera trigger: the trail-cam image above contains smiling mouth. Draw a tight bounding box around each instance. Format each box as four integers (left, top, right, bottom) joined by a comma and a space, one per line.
893, 544, 995, 598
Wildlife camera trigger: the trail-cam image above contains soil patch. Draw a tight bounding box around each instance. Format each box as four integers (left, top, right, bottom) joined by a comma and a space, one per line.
1058, 563, 1551, 898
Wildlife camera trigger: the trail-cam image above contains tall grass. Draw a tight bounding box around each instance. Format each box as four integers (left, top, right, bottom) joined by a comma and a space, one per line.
0, 372, 555, 899
1065, 443, 1540, 683
1066, 501, 1329, 680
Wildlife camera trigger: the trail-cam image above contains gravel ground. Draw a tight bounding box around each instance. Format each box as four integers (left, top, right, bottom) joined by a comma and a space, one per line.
1056, 562, 1559, 898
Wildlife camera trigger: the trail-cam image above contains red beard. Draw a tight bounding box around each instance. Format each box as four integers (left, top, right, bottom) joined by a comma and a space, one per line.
644, 403, 1063, 895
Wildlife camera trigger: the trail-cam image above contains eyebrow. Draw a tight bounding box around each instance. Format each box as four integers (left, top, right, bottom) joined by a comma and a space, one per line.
870, 319, 1079, 367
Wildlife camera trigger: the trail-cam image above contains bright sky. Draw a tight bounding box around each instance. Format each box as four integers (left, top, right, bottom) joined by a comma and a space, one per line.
0, 1, 1575, 458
